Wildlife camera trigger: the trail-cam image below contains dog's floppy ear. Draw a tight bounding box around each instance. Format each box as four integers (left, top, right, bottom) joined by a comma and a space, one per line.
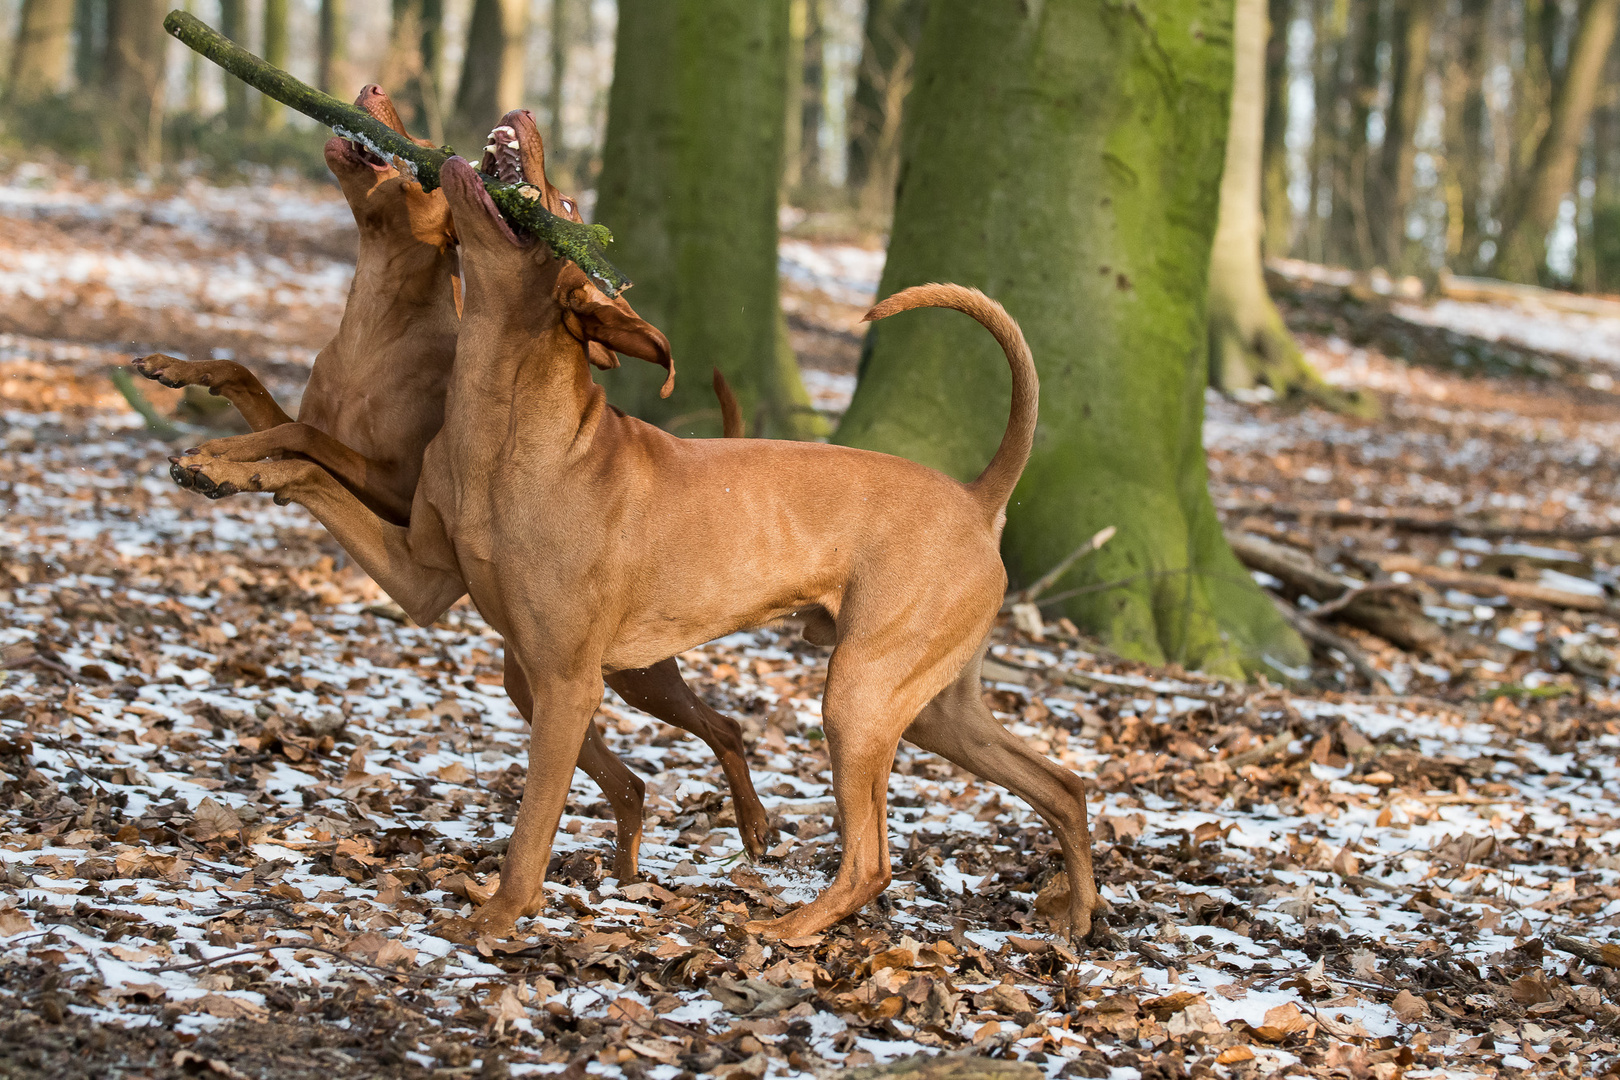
554, 265, 674, 397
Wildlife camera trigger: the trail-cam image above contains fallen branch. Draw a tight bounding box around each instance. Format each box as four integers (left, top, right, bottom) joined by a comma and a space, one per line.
1221, 500, 1620, 541
1550, 934, 1620, 970
107, 368, 182, 440
1224, 731, 1295, 769
1002, 525, 1116, 611
1267, 594, 1395, 693
1226, 531, 1447, 655
161, 10, 630, 297
1380, 555, 1616, 613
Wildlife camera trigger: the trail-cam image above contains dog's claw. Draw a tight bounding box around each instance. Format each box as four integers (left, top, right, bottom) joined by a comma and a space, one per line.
183, 447, 199, 456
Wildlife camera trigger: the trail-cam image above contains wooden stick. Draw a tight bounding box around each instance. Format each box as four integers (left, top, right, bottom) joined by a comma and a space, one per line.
1267, 593, 1395, 693
161, 9, 631, 297
1220, 499, 1620, 541
1380, 555, 1616, 613
1002, 525, 1115, 610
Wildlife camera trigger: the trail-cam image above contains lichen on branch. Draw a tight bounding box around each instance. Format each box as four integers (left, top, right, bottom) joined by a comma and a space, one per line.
161, 9, 631, 297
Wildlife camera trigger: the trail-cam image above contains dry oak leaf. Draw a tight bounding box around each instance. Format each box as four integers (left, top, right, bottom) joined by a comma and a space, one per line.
190, 993, 268, 1021
708, 976, 813, 1017
1216, 1046, 1256, 1066
435, 761, 473, 784
344, 931, 418, 968
0, 907, 32, 936
1252, 1002, 1313, 1042
488, 986, 527, 1035
1391, 989, 1431, 1023
973, 983, 1033, 1016
185, 797, 242, 843
172, 1050, 252, 1080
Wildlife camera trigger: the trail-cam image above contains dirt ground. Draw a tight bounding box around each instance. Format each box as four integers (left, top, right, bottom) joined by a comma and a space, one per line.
2, 165, 1620, 1080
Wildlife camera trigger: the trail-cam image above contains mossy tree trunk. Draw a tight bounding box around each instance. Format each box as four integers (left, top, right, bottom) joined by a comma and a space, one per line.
1495, 0, 1620, 283
835, 0, 1305, 677
1260, 0, 1292, 256
1210, 0, 1365, 415
6, 0, 75, 102
595, 0, 823, 440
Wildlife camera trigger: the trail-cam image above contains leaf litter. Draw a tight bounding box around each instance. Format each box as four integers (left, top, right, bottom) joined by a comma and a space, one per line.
1, 167, 1619, 1078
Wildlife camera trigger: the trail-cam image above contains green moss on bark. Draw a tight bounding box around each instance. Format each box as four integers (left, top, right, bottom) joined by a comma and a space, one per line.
593, 0, 824, 439
836, 0, 1305, 677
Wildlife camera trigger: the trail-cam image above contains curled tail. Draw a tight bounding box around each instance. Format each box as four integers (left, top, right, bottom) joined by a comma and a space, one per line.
712, 368, 744, 439
863, 284, 1037, 517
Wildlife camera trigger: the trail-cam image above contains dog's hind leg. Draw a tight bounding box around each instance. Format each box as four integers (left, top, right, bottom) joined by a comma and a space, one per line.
607, 660, 771, 859
903, 642, 1103, 941
131, 354, 294, 430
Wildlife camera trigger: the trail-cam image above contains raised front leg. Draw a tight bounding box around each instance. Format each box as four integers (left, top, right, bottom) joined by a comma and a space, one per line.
167, 454, 465, 626
607, 659, 771, 859
188, 424, 413, 525
132, 354, 294, 431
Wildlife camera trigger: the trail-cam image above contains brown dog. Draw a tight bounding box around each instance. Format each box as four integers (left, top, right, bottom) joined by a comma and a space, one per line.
143, 92, 769, 881
168, 115, 1102, 941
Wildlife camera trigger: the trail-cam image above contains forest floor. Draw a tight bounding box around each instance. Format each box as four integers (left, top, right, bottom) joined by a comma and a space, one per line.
1, 167, 1619, 1080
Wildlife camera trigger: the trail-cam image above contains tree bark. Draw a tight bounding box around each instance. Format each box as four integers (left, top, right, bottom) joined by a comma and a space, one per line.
317, 0, 346, 94
834, 0, 1306, 676
546, 0, 571, 179
1495, 0, 1620, 283
219, 0, 247, 125
1331, 0, 1381, 269
73, 0, 106, 89
1376, 0, 1434, 272
1442, 1, 1488, 268
595, 0, 822, 440
1208, 0, 1363, 413
259, 0, 289, 130
1260, 0, 1292, 255
846, 0, 926, 217
452, 0, 526, 145
102, 0, 168, 172
798, 0, 825, 189
6, 0, 75, 102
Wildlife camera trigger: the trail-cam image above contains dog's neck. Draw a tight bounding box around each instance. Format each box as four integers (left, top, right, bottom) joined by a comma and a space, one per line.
331, 237, 460, 372
444, 302, 606, 450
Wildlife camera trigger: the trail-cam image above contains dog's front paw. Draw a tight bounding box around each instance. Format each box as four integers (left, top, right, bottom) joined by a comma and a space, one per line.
167, 455, 276, 502
133, 354, 204, 390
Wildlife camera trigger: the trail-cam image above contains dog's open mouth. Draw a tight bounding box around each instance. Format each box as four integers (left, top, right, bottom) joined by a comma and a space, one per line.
338, 86, 411, 171
477, 111, 578, 220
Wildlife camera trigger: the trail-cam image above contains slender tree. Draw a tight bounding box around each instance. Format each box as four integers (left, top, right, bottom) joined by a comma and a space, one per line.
1442, 0, 1489, 268
1495, 0, 1620, 282
1377, 0, 1435, 272
835, 0, 1305, 675
219, 0, 247, 126
6, 0, 75, 102
1260, 0, 1293, 254
595, 0, 822, 440
846, 0, 926, 217
798, 0, 825, 189
73, 0, 106, 89
318, 0, 347, 94
260, 0, 289, 130
1331, 0, 1382, 268
783, 0, 807, 193
1209, 0, 1362, 413
453, 0, 526, 143
102, 0, 168, 172
547, 0, 572, 178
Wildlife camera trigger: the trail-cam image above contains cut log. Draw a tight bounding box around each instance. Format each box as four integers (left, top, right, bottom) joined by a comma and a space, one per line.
1225, 532, 1448, 655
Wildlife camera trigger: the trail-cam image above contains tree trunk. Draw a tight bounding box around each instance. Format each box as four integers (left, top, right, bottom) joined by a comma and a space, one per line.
595, 0, 823, 440
546, 0, 571, 180
452, 0, 526, 145
834, 0, 1306, 677
782, 0, 806, 193
1209, 0, 1363, 414
1442, 1, 1488, 268
1260, 0, 1292, 255
219, 0, 247, 125
102, 0, 168, 172
846, 0, 926, 217
317, 0, 346, 94
6, 0, 75, 102
798, 0, 825, 190
1495, 0, 1620, 283
73, 0, 106, 89
1376, 0, 1434, 272
1330, 0, 1381, 268
260, 0, 289, 130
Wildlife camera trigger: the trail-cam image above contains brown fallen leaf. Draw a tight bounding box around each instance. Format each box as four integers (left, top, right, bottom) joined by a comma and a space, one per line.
973, 983, 1032, 1015
185, 797, 242, 843
1216, 1046, 1256, 1065
1392, 989, 1431, 1023
0, 907, 32, 935
190, 993, 268, 1021
173, 1050, 252, 1080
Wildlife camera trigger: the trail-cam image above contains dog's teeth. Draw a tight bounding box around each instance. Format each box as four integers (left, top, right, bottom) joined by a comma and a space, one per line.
484, 144, 497, 154
505, 140, 519, 150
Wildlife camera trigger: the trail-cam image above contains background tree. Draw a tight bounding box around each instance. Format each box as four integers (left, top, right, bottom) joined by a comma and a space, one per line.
317, 0, 346, 94
1376, 0, 1435, 272
845, 0, 926, 218
594, 0, 821, 440
6, 0, 75, 103
218, 0, 247, 126
101, 0, 168, 172
1209, 0, 1359, 413
1496, 0, 1620, 282
259, 0, 289, 130
835, 0, 1305, 676
452, 0, 526, 147
387, 0, 445, 143
1260, 0, 1292, 255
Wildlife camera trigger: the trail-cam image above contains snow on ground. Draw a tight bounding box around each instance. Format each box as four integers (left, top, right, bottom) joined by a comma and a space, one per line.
1, 173, 1619, 1077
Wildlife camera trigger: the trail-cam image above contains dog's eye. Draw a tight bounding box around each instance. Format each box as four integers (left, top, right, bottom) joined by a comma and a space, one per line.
561, 198, 574, 213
